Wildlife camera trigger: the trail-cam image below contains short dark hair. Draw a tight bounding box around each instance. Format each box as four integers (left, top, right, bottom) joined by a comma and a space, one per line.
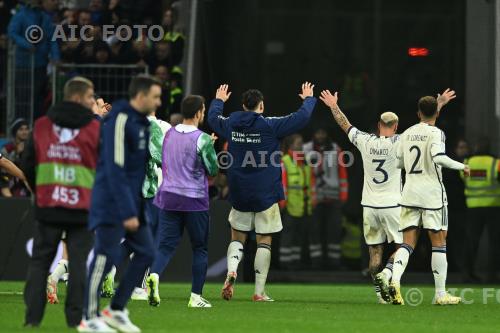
128, 74, 162, 99
63, 76, 94, 100
181, 95, 205, 119
418, 96, 438, 118
242, 89, 264, 110
282, 134, 302, 153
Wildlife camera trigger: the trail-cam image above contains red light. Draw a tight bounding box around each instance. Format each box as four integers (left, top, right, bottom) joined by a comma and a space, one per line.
408, 47, 429, 57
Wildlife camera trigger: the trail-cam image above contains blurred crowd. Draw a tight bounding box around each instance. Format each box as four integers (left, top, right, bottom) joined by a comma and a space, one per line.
1, 0, 185, 120
1, 1, 187, 189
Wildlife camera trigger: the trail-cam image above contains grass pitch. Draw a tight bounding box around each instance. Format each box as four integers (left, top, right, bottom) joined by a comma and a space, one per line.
0, 281, 499, 332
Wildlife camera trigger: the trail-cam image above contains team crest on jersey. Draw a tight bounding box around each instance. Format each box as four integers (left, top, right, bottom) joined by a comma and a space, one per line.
53, 124, 80, 144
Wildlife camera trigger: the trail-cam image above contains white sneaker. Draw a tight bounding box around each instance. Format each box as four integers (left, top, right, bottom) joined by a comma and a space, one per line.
77, 318, 117, 333
188, 293, 212, 308
221, 271, 237, 300
252, 293, 275, 302
146, 273, 161, 307
434, 292, 462, 305
101, 306, 141, 333
374, 272, 391, 303
377, 297, 389, 304
131, 287, 148, 301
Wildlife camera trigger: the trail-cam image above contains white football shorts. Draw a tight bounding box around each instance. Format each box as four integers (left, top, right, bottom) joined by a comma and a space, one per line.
228, 203, 283, 234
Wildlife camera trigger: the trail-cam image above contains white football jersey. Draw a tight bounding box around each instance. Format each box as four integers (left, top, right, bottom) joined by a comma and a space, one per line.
348, 127, 402, 208
397, 123, 447, 209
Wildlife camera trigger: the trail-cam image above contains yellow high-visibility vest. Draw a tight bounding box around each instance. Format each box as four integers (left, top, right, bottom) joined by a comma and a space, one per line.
463, 155, 500, 208
282, 154, 313, 217
163, 31, 185, 43
169, 87, 183, 106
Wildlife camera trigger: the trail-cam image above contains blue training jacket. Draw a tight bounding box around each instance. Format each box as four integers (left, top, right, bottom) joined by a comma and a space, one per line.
7, 5, 60, 68
207, 97, 317, 212
89, 100, 150, 230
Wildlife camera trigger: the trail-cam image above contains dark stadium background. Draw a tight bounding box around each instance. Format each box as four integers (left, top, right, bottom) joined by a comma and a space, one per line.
1, 0, 499, 284
196, 0, 465, 145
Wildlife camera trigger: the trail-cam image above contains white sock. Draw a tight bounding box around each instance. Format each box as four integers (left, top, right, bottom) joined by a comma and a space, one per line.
191, 292, 200, 299
391, 244, 413, 285
432, 245, 448, 296
50, 259, 68, 282
227, 241, 244, 274
382, 258, 394, 280
141, 268, 150, 288
254, 243, 271, 296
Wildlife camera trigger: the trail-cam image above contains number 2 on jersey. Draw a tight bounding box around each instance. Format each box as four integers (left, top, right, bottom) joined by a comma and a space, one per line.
372, 159, 388, 184
409, 145, 423, 174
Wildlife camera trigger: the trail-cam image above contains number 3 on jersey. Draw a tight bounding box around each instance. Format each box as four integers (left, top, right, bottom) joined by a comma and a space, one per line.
372, 159, 388, 184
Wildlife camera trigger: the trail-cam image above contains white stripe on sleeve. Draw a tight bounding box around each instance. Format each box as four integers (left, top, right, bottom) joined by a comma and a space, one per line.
114, 113, 128, 167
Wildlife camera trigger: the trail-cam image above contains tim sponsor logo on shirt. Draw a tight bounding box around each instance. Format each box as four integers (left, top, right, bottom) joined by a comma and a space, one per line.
231, 131, 262, 144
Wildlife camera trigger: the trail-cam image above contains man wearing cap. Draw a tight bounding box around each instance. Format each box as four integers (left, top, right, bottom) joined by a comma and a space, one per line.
319, 89, 402, 304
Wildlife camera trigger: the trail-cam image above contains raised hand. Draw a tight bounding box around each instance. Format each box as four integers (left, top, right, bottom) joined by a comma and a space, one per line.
320, 89, 351, 133
463, 165, 471, 177
437, 88, 456, 108
92, 98, 111, 116
96, 98, 112, 116
104, 103, 112, 112
210, 133, 218, 144
299, 82, 315, 100
319, 90, 338, 109
216, 84, 232, 102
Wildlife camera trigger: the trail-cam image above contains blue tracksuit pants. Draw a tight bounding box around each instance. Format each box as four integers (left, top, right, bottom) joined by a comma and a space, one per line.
83, 224, 155, 319
150, 210, 210, 295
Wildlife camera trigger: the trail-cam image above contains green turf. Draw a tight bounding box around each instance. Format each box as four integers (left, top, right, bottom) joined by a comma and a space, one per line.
1, 281, 499, 332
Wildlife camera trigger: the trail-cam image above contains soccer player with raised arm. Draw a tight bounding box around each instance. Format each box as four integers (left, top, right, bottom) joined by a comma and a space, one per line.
208, 83, 317, 301
320, 90, 402, 304
389, 89, 470, 305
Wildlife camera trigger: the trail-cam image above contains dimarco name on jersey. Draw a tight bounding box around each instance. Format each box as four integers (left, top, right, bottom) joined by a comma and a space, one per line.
369, 147, 389, 156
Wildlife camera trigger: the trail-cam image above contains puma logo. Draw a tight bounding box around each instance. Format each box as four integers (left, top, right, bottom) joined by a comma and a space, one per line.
395, 260, 403, 265
432, 270, 439, 275
232, 256, 240, 260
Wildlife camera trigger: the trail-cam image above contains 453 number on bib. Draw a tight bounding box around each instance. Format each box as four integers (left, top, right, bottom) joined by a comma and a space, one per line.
51, 186, 80, 205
